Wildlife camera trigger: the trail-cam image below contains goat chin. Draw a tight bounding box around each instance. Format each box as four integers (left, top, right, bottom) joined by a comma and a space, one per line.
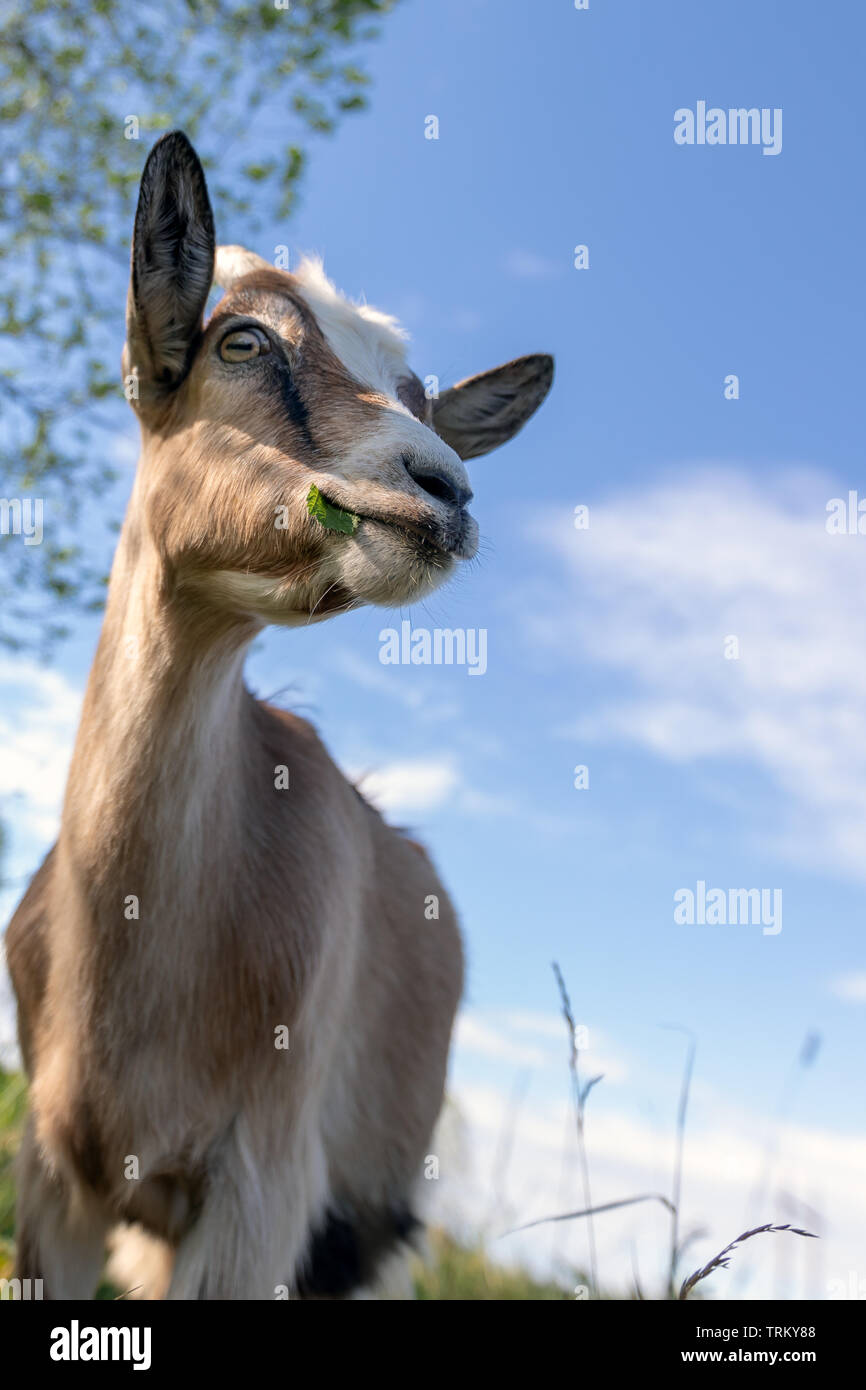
334, 522, 457, 607
203, 527, 457, 623
105, 1225, 174, 1301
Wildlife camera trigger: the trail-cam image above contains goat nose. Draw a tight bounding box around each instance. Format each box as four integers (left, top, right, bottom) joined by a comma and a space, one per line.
403, 456, 473, 509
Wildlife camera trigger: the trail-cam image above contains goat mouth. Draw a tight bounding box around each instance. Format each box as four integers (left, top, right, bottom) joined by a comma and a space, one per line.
356, 509, 475, 561
372, 517, 454, 558
311, 488, 477, 561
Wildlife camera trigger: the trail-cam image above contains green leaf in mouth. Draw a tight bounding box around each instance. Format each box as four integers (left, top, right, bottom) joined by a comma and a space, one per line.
306, 484, 360, 535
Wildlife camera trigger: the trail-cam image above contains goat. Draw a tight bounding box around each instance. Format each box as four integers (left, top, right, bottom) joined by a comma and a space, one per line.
4, 131, 553, 1299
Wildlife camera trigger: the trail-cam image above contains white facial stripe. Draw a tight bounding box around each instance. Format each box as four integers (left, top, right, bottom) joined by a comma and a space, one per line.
292, 256, 409, 397
287, 261, 472, 495
213, 246, 412, 398
210, 244, 470, 499
213, 244, 273, 288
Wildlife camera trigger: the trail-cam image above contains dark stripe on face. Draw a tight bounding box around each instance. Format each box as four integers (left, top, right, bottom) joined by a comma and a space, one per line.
397, 372, 429, 423
275, 359, 316, 455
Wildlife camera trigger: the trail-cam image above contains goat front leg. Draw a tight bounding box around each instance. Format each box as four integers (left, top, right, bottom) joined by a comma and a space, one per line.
14, 1116, 109, 1300
167, 1108, 328, 1301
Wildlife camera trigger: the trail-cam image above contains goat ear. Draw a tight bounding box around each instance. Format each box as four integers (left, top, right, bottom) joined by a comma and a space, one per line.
124, 131, 215, 408
431, 354, 554, 460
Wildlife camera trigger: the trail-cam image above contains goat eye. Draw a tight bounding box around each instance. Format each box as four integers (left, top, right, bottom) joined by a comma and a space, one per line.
219, 328, 270, 363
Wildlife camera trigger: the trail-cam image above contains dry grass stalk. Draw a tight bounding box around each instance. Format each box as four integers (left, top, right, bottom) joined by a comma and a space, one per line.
664, 1025, 696, 1295
503, 1191, 675, 1237
552, 961, 602, 1295
678, 1223, 817, 1300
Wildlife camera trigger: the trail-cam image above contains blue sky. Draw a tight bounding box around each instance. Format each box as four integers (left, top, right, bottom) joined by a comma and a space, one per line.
2, 0, 865, 1297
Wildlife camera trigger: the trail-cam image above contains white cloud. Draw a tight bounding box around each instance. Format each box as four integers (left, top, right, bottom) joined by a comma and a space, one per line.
455, 1009, 628, 1083
353, 757, 460, 815
830, 971, 866, 1002
0, 658, 81, 844
456, 1013, 549, 1068
0, 658, 84, 1060
505, 1010, 571, 1041
350, 757, 522, 822
527, 469, 866, 878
